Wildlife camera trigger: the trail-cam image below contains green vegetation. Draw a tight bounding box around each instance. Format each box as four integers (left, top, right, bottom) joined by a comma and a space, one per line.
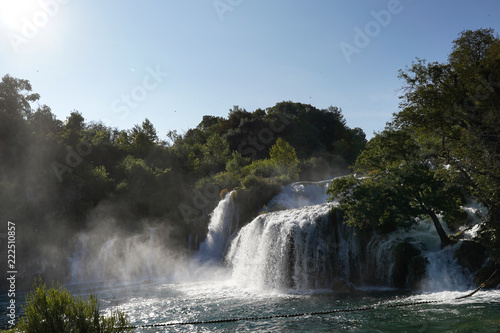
4, 278, 130, 333
328, 28, 500, 254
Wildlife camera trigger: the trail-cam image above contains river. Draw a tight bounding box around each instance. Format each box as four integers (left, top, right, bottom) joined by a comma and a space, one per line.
69, 278, 500, 332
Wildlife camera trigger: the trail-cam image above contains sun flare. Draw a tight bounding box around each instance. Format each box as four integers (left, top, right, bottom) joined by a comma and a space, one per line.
0, 0, 41, 30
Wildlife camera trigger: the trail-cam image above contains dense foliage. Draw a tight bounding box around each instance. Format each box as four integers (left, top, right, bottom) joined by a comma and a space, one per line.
329, 28, 500, 252
0, 78, 366, 288
4, 278, 130, 332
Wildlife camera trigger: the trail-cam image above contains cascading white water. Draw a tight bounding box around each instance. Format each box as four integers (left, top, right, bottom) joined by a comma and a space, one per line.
67, 179, 480, 292
225, 203, 362, 291
365, 219, 473, 289
264, 180, 332, 212
423, 243, 472, 291
196, 191, 237, 262
222, 180, 477, 292
225, 180, 363, 291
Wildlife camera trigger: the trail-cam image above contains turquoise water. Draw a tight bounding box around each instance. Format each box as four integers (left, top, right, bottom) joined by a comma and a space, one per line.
59, 279, 500, 332
2, 275, 499, 332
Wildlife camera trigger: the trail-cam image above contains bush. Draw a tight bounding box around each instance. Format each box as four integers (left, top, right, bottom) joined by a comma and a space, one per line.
6, 278, 131, 333
243, 159, 280, 178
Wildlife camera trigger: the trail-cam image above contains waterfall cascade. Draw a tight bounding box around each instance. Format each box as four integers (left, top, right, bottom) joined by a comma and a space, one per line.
196, 191, 238, 262
68, 180, 483, 292
221, 181, 477, 291
264, 180, 332, 212
226, 203, 362, 291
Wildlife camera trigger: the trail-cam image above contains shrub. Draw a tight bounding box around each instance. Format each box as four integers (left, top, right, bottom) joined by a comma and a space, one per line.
242, 159, 280, 179
6, 278, 131, 333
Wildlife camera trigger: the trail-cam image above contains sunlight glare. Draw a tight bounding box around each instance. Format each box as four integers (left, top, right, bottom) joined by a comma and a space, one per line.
0, 0, 41, 30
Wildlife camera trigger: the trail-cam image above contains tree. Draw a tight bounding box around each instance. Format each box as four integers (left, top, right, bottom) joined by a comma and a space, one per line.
0, 74, 40, 118
328, 129, 462, 247
197, 115, 223, 131
269, 137, 298, 166
269, 137, 299, 180
201, 134, 231, 174
128, 118, 160, 156
28, 105, 62, 142
60, 111, 85, 147
225, 151, 250, 175
449, 28, 497, 70
395, 28, 500, 249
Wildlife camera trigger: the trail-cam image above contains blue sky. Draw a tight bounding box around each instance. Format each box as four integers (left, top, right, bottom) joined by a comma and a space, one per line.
1, 0, 499, 139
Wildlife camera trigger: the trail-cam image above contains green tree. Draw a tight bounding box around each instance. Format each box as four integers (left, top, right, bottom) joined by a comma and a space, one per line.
395, 28, 500, 249
225, 151, 250, 175
27, 105, 62, 142
129, 118, 159, 155
59, 111, 86, 147
0, 74, 40, 118
201, 134, 231, 174
269, 137, 298, 167
269, 137, 299, 180
328, 129, 462, 247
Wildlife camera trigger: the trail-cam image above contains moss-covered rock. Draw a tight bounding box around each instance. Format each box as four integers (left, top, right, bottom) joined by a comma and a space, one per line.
232, 179, 281, 228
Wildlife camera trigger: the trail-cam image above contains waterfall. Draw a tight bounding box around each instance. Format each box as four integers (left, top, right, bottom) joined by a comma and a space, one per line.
225, 203, 362, 291
225, 180, 363, 291
264, 180, 331, 212
423, 243, 472, 291
365, 219, 475, 290
66, 179, 479, 291
196, 191, 237, 262
222, 180, 476, 292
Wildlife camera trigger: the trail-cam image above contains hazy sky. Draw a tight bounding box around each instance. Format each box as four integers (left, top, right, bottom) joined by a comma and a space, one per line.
1, 0, 499, 139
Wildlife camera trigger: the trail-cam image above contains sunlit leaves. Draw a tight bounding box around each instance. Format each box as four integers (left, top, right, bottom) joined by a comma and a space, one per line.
328, 128, 462, 246
8, 278, 131, 333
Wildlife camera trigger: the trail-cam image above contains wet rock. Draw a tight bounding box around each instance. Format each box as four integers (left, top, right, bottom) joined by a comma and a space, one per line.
331, 278, 355, 292
473, 260, 500, 289
407, 255, 428, 289
454, 240, 487, 274
393, 242, 421, 289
